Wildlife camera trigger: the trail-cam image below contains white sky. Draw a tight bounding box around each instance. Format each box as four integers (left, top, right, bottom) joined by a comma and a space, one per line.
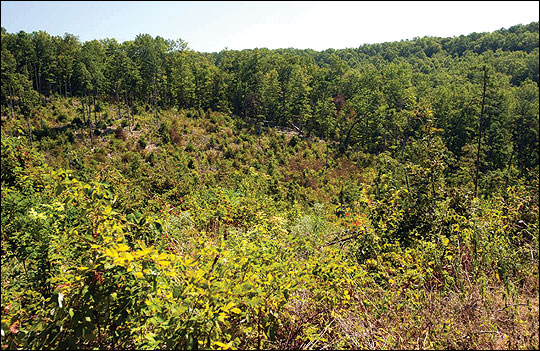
231, 1, 540, 51
1, 1, 539, 52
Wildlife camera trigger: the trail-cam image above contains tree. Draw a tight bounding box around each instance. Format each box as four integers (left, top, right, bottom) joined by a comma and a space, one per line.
474, 66, 488, 197
57, 33, 80, 97
1, 30, 17, 118
512, 79, 540, 176
260, 69, 282, 124
32, 31, 58, 95
284, 65, 312, 134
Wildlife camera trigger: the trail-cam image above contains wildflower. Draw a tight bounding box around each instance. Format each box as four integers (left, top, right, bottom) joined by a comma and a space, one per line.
58, 293, 64, 308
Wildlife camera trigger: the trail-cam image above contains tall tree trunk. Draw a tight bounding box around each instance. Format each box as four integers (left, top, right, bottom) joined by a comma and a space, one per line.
9, 85, 15, 120
116, 87, 121, 119
340, 118, 362, 155
153, 76, 159, 126
160, 75, 167, 108
38, 64, 43, 97
517, 115, 525, 172
474, 67, 488, 198
125, 93, 131, 133
131, 90, 136, 131
21, 93, 33, 147
504, 146, 515, 190
34, 62, 40, 93
87, 95, 94, 147
405, 167, 411, 194
79, 96, 86, 143
93, 89, 98, 126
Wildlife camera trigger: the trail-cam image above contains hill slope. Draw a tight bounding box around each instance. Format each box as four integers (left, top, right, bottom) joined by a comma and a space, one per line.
1, 23, 539, 349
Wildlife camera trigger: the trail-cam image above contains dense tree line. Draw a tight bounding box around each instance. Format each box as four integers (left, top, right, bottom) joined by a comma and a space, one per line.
1, 22, 539, 192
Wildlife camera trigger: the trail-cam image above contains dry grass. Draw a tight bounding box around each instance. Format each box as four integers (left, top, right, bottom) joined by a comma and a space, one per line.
273, 274, 539, 350
328, 281, 539, 349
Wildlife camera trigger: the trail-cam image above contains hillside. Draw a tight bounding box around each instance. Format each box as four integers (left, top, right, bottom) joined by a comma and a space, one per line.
1, 22, 539, 349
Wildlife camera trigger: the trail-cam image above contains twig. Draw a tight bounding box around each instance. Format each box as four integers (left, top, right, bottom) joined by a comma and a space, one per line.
471, 330, 502, 334
495, 303, 528, 312
325, 232, 360, 247
304, 319, 335, 349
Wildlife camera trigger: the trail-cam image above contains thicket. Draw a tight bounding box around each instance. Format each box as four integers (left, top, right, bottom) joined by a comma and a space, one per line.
1, 22, 539, 349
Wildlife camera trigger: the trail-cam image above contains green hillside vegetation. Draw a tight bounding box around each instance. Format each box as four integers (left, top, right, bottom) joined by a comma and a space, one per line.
1, 22, 539, 349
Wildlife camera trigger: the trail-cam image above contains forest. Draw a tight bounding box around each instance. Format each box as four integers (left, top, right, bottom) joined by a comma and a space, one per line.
1, 21, 539, 349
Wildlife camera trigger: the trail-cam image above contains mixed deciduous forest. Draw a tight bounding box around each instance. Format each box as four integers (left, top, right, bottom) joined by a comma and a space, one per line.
1, 22, 539, 350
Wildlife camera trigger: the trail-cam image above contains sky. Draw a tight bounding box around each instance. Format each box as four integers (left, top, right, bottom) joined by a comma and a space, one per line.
1, 1, 539, 52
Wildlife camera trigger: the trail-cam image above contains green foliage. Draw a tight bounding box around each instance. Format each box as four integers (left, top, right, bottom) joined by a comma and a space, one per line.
1, 22, 539, 350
